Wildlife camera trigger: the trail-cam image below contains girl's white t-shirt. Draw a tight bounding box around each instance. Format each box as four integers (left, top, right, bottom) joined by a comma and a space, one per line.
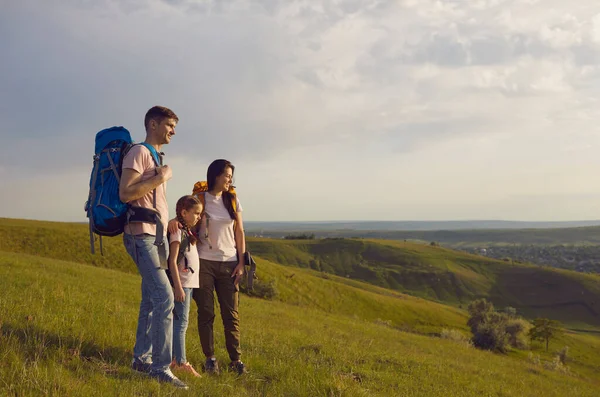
197, 192, 242, 262
169, 229, 200, 288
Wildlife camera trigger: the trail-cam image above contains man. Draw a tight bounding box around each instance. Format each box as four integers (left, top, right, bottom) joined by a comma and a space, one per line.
119, 106, 187, 389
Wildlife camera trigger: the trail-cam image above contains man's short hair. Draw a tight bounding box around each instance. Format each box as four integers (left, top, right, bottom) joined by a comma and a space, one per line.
144, 106, 179, 131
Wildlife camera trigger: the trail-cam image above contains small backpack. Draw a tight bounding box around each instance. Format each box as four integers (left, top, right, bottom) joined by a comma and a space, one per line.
165, 228, 195, 287
85, 126, 161, 254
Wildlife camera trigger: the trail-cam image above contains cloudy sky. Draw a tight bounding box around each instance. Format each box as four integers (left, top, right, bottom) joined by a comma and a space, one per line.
2, 0, 600, 222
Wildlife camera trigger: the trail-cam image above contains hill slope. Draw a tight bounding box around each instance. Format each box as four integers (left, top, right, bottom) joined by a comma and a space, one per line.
1, 218, 599, 330
247, 238, 600, 330
2, 251, 600, 396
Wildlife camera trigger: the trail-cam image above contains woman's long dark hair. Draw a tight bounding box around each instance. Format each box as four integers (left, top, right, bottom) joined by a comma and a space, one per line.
207, 159, 236, 220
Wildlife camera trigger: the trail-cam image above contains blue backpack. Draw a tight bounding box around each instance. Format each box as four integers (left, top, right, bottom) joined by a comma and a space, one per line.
85, 126, 161, 254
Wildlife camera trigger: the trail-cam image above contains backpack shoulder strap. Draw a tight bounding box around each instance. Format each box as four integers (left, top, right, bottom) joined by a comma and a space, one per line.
129, 143, 164, 246
138, 142, 163, 166
230, 190, 237, 213
197, 191, 206, 208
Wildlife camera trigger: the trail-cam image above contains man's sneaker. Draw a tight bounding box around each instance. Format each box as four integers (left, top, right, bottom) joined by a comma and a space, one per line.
131, 358, 152, 374
173, 361, 202, 377
148, 369, 189, 389
228, 360, 247, 375
204, 357, 220, 375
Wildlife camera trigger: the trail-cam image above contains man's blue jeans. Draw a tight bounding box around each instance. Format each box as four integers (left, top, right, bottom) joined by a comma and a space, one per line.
123, 233, 173, 372
173, 287, 193, 364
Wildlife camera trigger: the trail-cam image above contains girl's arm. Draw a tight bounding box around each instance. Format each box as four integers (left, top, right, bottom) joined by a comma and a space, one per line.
168, 240, 186, 302
232, 211, 246, 286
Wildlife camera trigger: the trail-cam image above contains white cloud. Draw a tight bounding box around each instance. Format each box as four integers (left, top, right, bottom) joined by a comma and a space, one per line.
1, 0, 600, 222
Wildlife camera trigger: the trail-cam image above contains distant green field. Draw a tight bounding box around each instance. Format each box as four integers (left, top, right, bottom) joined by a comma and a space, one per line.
249, 225, 600, 246
2, 251, 600, 396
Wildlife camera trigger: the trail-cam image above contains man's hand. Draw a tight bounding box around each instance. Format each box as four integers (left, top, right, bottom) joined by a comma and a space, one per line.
156, 165, 173, 183
167, 218, 181, 234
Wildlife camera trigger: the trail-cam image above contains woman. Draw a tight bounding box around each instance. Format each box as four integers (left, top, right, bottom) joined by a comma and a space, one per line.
170, 159, 247, 375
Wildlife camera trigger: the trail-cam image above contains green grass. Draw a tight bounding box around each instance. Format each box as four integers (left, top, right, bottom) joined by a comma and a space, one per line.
253, 257, 468, 334
0, 218, 135, 273
2, 218, 599, 330
2, 251, 600, 396
2, 218, 600, 395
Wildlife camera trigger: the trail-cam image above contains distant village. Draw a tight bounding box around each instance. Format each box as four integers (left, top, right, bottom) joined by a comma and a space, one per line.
462, 245, 600, 274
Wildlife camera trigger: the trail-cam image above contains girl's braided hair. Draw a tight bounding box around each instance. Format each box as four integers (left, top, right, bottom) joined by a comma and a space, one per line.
175, 195, 202, 245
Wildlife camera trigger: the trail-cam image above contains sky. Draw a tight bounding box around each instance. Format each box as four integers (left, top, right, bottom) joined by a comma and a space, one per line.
2, 0, 600, 222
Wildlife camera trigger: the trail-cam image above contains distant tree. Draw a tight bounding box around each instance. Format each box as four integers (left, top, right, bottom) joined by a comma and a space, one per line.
284, 233, 315, 240
529, 318, 564, 352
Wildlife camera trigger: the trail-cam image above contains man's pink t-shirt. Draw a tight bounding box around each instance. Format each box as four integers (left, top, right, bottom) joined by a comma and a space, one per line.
122, 145, 168, 236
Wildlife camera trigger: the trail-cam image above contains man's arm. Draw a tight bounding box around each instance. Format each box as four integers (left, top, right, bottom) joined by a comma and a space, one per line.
119, 165, 172, 203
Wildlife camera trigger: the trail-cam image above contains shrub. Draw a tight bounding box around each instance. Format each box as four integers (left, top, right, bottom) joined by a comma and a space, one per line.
503, 306, 517, 318
528, 352, 541, 366
467, 299, 529, 352
374, 318, 393, 328
544, 356, 569, 374
467, 298, 495, 334
505, 318, 531, 349
528, 351, 569, 374
440, 328, 472, 348
558, 346, 569, 364
471, 315, 510, 353
241, 278, 278, 300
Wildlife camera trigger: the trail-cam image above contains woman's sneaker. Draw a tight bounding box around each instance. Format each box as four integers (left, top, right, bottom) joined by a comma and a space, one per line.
228, 360, 247, 375
204, 357, 220, 375
148, 369, 189, 389
173, 361, 201, 377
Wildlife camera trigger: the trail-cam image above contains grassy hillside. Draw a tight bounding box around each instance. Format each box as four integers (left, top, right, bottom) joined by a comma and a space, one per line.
1, 218, 599, 330
248, 238, 600, 330
2, 251, 600, 396
0, 218, 135, 273
0, 218, 465, 334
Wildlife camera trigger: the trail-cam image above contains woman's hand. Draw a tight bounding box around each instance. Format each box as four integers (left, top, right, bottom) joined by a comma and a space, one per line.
167, 218, 181, 234
231, 262, 245, 286
174, 286, 186, 302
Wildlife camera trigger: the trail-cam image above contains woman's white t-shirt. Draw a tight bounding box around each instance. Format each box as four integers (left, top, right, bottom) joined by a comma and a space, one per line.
169, 229, 200, 288
197, 192, 242, 262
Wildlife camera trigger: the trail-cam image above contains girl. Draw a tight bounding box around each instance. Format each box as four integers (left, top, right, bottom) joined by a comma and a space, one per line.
168, 195, 203, 377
